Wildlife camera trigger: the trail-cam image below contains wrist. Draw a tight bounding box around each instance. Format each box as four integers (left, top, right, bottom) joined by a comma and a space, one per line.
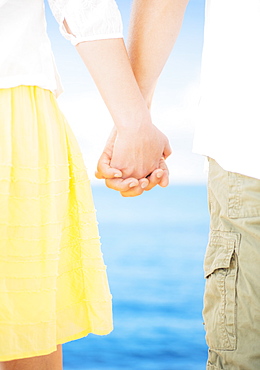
114, 100, 153, 134
136, 84, 156, 111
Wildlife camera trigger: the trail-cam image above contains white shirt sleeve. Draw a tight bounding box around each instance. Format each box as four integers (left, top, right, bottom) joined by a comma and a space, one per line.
48, 0, 123, 46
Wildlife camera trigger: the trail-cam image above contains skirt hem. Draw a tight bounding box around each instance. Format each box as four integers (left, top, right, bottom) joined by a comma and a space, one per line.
0, 326, 113, 362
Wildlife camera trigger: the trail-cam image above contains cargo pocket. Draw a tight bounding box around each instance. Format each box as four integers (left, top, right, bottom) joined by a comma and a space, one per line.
203, 230, 240, 351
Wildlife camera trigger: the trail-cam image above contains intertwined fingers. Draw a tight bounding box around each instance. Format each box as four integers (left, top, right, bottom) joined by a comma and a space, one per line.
144, 157, 169, 191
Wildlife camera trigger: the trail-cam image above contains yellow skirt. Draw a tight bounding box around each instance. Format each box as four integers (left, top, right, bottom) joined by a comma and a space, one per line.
0, 86, 113, 361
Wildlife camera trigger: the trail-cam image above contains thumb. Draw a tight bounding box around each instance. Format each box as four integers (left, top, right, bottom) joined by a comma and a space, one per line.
96, 151, 122, 180
163, 139, 172, 159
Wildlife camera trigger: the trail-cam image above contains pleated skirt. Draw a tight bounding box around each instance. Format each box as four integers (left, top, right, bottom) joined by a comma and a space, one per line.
0, 85, 113, 361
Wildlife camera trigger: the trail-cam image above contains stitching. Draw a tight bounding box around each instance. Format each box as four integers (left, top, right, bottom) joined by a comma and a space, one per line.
0, 256, 59, 262
0, 189, 70, 199
0, 320, 56, 326
0, 297, 112, 326
0, 220, 64, 227
0, 163, 70, 168
228, 172, 242, 218
0, 237, 61, 241
0, 288, 57, 293
56, 297, 112, 314
0, 266, 108, 279
57, 266, 107, 279
0, 178, 71, 184
0, 274, 59, 279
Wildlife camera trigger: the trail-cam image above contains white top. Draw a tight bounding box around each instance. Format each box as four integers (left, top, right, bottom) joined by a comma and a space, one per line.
193, 0, 260, 180
0, 0, 123, 96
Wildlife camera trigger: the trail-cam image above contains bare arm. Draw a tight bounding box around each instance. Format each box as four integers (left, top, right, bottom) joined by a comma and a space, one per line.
76, 38, 149, 134
75, 37, 171, 180
94, 1, 189, 195
128, 0, 190, 107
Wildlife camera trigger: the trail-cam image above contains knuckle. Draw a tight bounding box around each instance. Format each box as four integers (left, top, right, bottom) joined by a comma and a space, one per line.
121, 188, 143, 197
132, 189, 143, 197
105, 180, 114, 189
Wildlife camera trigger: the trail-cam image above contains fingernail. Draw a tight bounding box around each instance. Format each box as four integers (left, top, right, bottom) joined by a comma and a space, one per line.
141, 182, 147, 189
114, 173, 121, 178
129, 182, 136, 188
157, 172, 163, 179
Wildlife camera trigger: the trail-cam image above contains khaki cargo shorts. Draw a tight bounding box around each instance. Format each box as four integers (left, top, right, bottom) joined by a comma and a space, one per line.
203, 158, 260, 369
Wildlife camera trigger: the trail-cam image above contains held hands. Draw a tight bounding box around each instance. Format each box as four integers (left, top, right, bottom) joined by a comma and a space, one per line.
74, 36, 173, 197
96, 126, 171, 197
75, 37, 171, 195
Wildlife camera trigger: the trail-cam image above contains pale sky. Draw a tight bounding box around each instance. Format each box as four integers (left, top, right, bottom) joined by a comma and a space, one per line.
45, 0, 207, 184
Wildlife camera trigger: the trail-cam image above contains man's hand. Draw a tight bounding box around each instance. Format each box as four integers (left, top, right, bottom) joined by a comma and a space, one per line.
110, 122, 171, 180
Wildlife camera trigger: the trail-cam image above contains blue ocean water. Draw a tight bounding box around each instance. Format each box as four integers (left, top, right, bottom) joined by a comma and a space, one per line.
63, 185, 209, 370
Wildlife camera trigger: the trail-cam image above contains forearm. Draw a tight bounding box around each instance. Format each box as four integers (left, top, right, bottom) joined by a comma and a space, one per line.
75, 37, 171, 180
128, 0, 190, 107
76, 38, 151, 132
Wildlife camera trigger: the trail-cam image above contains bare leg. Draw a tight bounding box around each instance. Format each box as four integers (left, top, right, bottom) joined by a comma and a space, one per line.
0, 344, 63, 370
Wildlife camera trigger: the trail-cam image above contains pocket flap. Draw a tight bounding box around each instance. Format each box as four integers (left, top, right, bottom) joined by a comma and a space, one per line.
204, 231, 239, 278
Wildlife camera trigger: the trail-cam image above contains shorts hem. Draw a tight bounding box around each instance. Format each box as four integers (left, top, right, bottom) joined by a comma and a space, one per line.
207, 364, 221, 370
